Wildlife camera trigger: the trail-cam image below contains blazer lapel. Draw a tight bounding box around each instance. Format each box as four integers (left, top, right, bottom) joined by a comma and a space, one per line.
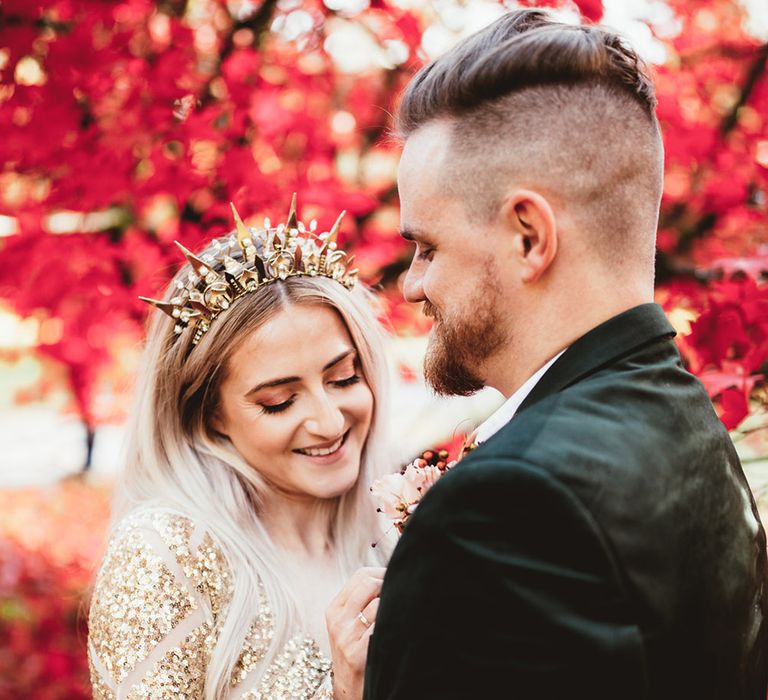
517, 303, 676, 416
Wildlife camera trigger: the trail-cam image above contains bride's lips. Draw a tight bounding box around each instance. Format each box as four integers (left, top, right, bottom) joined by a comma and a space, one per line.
293, 430, 351, 463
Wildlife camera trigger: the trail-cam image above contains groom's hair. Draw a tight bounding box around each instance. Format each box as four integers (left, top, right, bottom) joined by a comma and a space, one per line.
396, 9, 664, 270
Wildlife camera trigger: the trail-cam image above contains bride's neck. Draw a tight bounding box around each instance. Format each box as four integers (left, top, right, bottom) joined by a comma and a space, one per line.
260, 492, 336, 559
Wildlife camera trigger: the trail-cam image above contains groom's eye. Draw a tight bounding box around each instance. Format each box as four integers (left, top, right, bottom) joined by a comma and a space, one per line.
417, 246, 434, 261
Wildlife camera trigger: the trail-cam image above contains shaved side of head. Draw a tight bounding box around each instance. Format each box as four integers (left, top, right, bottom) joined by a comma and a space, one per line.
396, 10, 664, 277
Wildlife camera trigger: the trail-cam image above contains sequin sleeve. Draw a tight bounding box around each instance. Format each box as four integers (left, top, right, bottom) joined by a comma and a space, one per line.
311, 671, 334, 699
87, 510, 230, 699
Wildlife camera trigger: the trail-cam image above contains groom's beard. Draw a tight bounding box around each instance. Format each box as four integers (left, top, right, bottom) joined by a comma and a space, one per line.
422, 287, 506, 397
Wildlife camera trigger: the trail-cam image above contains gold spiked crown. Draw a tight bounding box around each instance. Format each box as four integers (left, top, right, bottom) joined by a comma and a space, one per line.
139, 195, 358, 345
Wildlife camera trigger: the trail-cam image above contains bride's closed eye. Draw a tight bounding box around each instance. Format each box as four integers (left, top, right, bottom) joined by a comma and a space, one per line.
259, 373, 362, 415
328, 355, 363, 388
332, 374, 361, 388
260, 396, 296, 415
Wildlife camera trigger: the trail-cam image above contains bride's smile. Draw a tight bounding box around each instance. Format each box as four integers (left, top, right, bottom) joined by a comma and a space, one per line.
213, 302, 374, 501
294, 429, 350, 458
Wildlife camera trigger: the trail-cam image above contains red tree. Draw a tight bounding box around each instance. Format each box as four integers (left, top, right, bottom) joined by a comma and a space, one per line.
0, 0, 766, 458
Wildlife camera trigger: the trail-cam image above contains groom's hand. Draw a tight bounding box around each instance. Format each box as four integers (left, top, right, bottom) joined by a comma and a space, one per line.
325, 566, 385, 699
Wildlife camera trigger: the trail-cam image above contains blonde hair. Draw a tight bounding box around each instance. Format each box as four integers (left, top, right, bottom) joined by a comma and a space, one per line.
113, 240, 393, 699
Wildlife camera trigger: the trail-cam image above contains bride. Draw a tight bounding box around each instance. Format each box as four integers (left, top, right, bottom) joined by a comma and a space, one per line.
87, 199, 394, 699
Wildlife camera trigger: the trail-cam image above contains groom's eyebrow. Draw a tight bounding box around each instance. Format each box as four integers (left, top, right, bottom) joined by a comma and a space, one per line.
400, 227, 428, 243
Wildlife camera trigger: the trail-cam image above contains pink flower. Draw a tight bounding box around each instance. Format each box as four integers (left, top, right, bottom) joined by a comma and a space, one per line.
370, 473, 410, 520
402, 463, 442, 502
371, 450, 458, 533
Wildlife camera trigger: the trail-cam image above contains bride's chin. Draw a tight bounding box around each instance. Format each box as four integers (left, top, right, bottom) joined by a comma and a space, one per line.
320, 466, 362, 500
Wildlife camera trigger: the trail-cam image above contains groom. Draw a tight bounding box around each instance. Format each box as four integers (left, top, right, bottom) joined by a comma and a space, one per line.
364, 9, 768, 700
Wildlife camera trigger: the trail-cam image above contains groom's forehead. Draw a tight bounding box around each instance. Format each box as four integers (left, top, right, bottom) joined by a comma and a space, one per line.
398, 122, 452, 188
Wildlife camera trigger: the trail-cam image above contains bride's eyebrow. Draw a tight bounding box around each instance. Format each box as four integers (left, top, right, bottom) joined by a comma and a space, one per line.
244, 349, 357, 397
324, 348, 357, 370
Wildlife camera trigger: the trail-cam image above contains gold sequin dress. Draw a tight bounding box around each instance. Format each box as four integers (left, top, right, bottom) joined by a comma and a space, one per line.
88, 509, 333, 699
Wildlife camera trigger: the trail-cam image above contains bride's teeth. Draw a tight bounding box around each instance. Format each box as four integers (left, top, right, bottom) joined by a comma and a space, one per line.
299, 436, 344, 456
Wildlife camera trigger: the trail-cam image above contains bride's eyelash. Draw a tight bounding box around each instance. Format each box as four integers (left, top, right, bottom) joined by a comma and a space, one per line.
261, 398, 296, 415
259, 376, 360, 415
333, 374, 361, 388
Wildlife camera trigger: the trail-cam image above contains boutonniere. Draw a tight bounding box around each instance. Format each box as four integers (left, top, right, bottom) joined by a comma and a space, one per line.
371, 432, 477, 535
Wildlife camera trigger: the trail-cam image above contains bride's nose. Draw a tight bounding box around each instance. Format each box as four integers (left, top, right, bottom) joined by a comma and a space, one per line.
304, 391, 345, 438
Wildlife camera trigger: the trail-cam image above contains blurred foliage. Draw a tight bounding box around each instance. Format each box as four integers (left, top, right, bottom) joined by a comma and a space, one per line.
0, 480, 111, 698
0, 0, 766, 439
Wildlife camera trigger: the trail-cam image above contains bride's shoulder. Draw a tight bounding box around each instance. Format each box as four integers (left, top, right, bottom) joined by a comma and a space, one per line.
88, 507, 234, 695
96, 506, 232, 615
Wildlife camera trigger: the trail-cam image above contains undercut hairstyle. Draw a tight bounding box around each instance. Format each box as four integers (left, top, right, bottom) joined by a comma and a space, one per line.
396, 9, 664, 272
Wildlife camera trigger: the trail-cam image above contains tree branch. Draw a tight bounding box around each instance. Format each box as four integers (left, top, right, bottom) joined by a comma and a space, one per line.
720, 41, 768, 138
663, 41, 768, 257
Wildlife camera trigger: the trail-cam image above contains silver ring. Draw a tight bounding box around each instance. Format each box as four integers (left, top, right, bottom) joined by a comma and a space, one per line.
357, 611, 370, 627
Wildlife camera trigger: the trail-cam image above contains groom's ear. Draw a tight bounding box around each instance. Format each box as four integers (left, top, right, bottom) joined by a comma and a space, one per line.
501, 190, 558, 284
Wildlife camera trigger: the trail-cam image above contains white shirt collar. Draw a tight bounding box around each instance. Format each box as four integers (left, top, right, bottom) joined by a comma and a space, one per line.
475, 349, 566, 445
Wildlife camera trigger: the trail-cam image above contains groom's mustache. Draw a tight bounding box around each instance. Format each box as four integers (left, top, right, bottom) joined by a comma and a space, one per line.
423, 301, 439, 320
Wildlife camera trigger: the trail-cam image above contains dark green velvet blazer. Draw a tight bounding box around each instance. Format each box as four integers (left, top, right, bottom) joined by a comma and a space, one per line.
364, 303, 767, 700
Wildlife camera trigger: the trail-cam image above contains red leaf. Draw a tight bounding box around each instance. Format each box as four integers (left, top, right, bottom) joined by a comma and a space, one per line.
718, 387, 749, 430
574, 0, 604, 22
698, 366, 762, 398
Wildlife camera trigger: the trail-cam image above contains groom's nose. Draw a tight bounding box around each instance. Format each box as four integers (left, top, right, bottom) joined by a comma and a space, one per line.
402, 258, 426, 303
